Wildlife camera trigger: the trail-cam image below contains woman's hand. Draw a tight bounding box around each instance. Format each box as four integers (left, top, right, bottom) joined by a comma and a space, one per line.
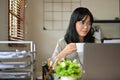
53, 43, 77, 68
57, 43, 77, 61
62, 43, 77, 55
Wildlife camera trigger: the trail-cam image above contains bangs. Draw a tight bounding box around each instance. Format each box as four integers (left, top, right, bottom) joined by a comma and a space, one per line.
77, 14, 85, 21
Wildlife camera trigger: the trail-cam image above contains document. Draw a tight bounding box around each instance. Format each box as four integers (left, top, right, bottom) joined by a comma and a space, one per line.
103, 39, 120, 43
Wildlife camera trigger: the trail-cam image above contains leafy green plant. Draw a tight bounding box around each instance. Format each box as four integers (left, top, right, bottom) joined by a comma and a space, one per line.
54, 59, 82, 78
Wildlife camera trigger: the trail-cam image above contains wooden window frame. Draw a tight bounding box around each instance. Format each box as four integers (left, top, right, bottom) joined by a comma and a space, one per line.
8, 0, 25, 41
8, 0, 25, 46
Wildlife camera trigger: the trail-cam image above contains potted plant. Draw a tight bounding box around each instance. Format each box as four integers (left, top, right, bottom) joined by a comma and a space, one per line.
54, 59, 82, 80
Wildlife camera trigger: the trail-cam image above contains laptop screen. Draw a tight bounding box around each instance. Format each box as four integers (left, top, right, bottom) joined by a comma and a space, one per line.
82, 43, 120, 80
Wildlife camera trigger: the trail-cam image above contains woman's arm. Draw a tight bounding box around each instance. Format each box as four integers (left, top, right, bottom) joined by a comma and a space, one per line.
57, 43, 77, 61
51, 38, 77, 67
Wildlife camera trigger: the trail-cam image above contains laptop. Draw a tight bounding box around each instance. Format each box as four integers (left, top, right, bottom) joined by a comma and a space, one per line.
82, 43, 120, 80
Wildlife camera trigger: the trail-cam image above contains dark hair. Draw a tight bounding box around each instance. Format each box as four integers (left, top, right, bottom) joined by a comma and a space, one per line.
64, 7, 95, 44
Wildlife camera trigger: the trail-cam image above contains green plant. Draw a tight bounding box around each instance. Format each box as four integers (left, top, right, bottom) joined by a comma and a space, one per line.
54, 59, 82, 78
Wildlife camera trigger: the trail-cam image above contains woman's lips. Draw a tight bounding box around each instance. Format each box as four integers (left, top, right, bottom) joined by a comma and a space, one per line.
82, 31, 87, 34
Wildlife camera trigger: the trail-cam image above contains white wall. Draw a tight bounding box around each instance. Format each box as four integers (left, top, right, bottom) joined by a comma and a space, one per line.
25, 0, 66, 76
81, 0, 119, 20
0, 0, 8, 41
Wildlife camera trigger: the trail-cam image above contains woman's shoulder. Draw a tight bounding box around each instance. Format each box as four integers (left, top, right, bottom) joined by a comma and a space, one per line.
58, 37, 65, 42
57, 37, 67, 45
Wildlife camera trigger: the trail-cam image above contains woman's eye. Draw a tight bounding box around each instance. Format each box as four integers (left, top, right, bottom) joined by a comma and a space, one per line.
81, 21, 85, 24
87, 22, 91, 25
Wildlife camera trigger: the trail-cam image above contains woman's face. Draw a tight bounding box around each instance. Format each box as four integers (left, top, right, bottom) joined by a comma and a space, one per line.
76, 15, 91, 38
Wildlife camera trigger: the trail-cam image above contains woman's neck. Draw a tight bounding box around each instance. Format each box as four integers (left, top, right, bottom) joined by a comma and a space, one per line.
79, 37, 84, 42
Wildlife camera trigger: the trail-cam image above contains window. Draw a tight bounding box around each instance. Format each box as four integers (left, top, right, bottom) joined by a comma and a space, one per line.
43, 0, 81, 31
8, 0, 25, 41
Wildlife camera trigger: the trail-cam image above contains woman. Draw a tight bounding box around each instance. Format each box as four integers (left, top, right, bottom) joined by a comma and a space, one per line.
51, 7, 100, 66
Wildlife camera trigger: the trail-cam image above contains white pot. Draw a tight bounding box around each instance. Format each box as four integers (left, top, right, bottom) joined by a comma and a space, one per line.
61, 76, 77, 80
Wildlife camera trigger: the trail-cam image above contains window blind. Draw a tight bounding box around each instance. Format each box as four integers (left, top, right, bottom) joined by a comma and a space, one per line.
9, 0, 25, 41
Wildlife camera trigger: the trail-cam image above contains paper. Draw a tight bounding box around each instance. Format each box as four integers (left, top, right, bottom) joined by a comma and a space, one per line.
103, 39, 120, 43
